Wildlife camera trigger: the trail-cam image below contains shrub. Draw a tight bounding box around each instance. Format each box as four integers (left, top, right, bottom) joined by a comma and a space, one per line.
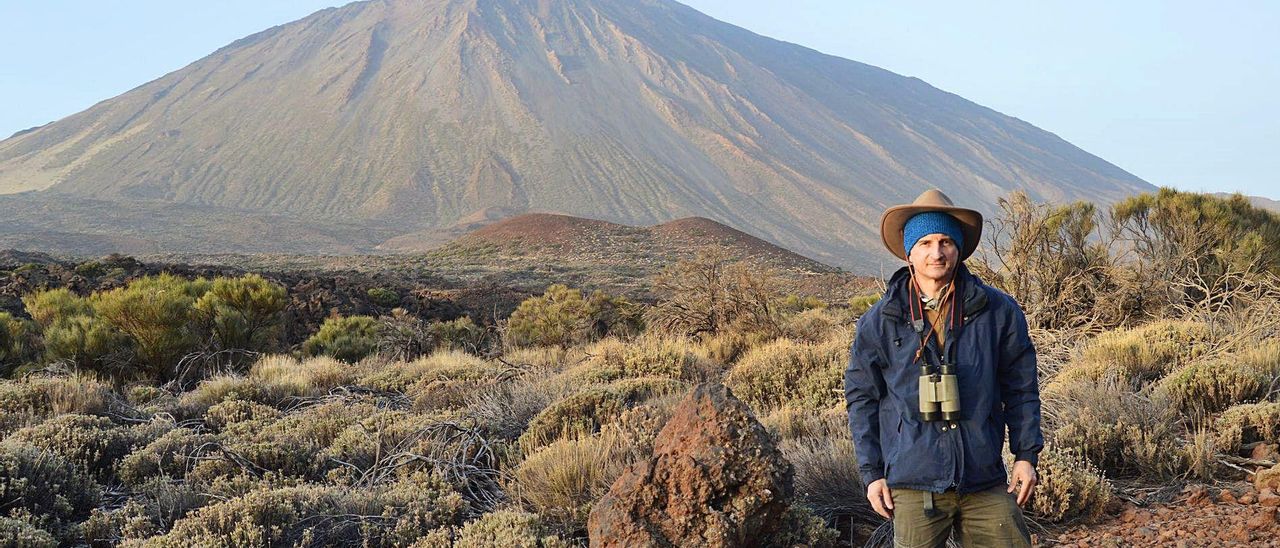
302, 315, 378, 363
644, 250, 782, 337
466, 379, 559, 442
176, 370, 319, 420
774, 505, 840, 548
447, 510, 570, 548
377, 309, 435, 360
779, 432, 874, 528
192, 274, 286, 355
847, 295, 880, 316
725, 333, 849, 412
249, 354, 353, 394
510, 432, 631, 534
0, 441, 100, 539
1022, 445, 1113, 523
359, 349, 499, 394
697, 330, 774, 366
142, 474, 466, 547
1044, 379, 1184, 479
505, 284, 638, 348
90, 273, 210, 380
319, 411, 446, 483
432, 316, 489, 353
10, 414, 168, 481
24, 288, 129, 374
204, 400, 283, 431
0, 311, 36, 376
117, 427, 217, 487
1214, 401, 1280, 455
87, 479, 209, 544
518, 377, 683, 452
761, 405, 849, 442
0, 517, 57, 548
558, 335, 715, 387
1160, 356, 1271, 417
780, 307, 847, 344
11, 414, 130, 476
366, 287, 401, 308
778, 294, 826, 314
1056, 320, 1210, 387
21, 287, 91, 328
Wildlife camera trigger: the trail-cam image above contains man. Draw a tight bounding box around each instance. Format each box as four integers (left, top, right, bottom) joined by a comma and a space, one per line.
844, 189, 1043, 547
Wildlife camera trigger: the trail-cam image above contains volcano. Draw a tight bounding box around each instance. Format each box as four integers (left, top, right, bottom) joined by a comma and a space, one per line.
0, 0, 1152, 270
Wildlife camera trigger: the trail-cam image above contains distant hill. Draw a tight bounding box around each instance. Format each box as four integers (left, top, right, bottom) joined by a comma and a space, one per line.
1213, 193, 1280, 214
0, 0, 1153, 271
417, 212, 835, 273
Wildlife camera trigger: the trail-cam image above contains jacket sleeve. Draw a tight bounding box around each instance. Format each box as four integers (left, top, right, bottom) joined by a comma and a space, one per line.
997, 297, 1044, 466
844, 313, 888, 485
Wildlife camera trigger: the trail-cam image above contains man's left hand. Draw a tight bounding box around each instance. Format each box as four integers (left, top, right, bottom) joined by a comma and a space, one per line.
1007, 460, 1037, 506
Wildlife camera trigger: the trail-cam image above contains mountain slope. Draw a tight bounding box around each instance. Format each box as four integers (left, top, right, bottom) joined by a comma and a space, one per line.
0, 0, 1152, 270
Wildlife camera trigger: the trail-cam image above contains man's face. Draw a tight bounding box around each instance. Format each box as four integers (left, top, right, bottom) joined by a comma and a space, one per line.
908, 233, 959, 282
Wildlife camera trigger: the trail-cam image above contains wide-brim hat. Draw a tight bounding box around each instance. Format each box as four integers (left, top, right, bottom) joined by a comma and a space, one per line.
879, 189, 983, 261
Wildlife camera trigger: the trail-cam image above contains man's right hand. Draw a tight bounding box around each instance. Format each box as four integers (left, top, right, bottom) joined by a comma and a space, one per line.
867, 478, 894, 519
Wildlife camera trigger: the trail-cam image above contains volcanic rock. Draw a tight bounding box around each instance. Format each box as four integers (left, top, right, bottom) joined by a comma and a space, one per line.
587, 383, 794, 547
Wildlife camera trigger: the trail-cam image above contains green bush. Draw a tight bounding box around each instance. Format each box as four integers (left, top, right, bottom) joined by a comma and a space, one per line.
302, 315, 378, 363
141, 474, 466, 547
90, 273, 211, 381
847, 295, 880, 316
518, 377, 683, 452
74, 260, 106, 278
23, 288, 127, 374
0, 517, 57, 548
432, 316, 488, 352
778, 294, 826, 314
366, 287, 401, 308
0, 311, 36, 376
725, 334, 848, 412
0, 441, 101, 540
192, 274, 286, 355
505, 284, 639, 348
21, 288, 92, 328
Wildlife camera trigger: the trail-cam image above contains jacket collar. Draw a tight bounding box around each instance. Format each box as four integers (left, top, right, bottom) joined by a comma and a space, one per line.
881, 262, 989, 321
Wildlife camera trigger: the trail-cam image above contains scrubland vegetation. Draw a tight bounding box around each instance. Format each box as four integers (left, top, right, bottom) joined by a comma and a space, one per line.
1, 189, 1278, 546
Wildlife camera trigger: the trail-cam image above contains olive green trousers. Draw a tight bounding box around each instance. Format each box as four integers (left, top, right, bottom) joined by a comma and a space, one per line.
891, 485, 1032, 548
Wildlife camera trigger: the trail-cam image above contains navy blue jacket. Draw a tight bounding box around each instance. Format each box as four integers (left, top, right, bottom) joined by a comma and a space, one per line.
844, 263, 1043, 494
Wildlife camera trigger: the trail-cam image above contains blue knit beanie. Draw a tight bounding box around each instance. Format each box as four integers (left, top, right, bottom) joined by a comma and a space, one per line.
903, 211, 964, 256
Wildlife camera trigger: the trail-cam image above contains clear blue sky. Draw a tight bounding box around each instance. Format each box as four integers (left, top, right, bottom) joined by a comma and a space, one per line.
2, 1, 1276, 199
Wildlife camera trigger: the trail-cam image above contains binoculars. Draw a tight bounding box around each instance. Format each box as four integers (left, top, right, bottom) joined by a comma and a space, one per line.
918, 363, 961, 422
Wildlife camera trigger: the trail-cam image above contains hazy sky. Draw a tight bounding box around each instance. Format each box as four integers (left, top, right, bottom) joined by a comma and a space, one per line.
2, 1, 1276, 199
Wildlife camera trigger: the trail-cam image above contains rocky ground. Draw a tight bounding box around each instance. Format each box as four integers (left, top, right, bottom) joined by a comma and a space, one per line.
1048, 484, 1280, 547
